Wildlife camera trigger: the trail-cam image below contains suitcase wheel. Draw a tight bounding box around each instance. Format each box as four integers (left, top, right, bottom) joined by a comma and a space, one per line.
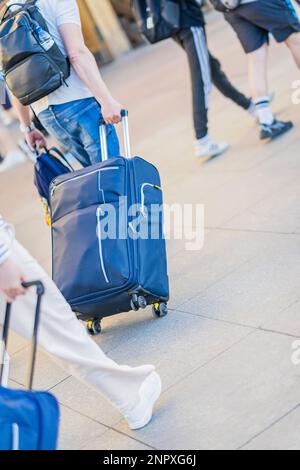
138, 296, 147, 310
152, 303, 168, 318
130, 295, 147, 311
131, 298, 139, 312
87, 318, 102, 336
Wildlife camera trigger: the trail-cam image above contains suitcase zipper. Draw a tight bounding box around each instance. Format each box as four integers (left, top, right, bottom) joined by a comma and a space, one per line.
140, 183, 162, 217
51, 166, 119, 197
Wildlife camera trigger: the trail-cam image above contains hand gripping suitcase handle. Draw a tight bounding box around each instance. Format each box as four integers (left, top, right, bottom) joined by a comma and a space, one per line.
0, 281, 45, 390
100, 109, 132, 161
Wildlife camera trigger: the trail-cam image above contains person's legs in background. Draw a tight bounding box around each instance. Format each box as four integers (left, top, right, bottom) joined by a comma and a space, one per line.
209, 52, 254, 114
247, 43, 269, 102
285, 31, 300, 68
0, 89, 18, 127
38, 98, 120, 167
247, 44, 293, 139
0, 88, 26, 173
224, 4, 294, 141
0, 121, 26, 173
247, 43, 274, 127
0, 237, 161, 430
173, 27, 229, 159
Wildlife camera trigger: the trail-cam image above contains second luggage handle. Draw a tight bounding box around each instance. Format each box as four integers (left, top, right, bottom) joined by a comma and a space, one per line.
0, 281, 45, 390
100, 109, 132, 161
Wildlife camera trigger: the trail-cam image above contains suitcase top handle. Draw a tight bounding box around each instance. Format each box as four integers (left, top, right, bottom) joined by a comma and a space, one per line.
100, 109, 131, 161
0, 281, 45, 390
22, 280, 45, 296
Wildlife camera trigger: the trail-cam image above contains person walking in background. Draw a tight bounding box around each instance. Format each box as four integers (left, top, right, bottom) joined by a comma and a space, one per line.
222, 0, 300, 140
0, 215, 162, 430
0, 123, 26, 173
173, 0, 255, 158
0, 75, 26, 172
0, 122, 26, 173
2, 0, 122, 166
0, 77, 43, 164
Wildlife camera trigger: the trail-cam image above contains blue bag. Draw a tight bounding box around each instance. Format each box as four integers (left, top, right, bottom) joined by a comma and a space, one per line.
0, 282, 60, 451
34, 147, 72, 204
50, 111, 169, 336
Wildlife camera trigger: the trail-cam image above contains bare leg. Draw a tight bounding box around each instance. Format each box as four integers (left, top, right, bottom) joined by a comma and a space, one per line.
247, 43, 269, 100
285, 32, 300, 68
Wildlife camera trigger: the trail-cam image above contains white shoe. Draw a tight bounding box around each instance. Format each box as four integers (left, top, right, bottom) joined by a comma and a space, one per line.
0, 150, 26, 173
195, 140, 229, 159
123, 372, 162, 430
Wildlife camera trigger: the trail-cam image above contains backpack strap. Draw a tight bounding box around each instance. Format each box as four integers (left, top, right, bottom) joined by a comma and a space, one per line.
1, 0, 38, 22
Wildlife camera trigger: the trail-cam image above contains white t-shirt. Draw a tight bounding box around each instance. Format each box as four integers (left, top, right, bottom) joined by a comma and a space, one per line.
16, 0, 93, 114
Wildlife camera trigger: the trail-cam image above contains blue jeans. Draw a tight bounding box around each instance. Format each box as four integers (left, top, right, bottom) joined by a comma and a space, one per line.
38, 98, 120, 167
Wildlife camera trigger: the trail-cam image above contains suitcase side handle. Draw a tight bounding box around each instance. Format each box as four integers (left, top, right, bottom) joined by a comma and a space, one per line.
100, 109, 132, 161
0, 281, 45, 390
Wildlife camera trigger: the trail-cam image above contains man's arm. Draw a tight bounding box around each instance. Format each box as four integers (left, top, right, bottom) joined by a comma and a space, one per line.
11, 96, 47, 150
59, 23, 123, 124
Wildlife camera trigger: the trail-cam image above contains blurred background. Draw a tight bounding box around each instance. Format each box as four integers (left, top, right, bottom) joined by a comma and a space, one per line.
78, 0, 211, 64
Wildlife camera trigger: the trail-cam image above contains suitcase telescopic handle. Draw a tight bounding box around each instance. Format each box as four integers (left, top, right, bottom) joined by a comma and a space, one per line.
0, 281, 45, 390
100, 109, 132, 161
121, 109, 131, 160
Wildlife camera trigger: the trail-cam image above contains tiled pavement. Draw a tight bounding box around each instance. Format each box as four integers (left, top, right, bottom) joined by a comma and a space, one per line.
1, 10, 300, 450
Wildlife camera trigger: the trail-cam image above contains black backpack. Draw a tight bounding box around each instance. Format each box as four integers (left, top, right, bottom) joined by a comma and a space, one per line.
132, 0, 181, 44
0, 0, 70, 106
210, 0, 241, 13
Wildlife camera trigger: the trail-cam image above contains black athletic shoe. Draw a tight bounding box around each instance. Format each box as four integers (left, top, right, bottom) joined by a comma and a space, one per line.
260, 120, 293, 141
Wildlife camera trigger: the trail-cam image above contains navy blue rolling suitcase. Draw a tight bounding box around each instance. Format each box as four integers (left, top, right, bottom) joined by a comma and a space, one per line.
50, 111, 169, 335
0, 282, 60, 450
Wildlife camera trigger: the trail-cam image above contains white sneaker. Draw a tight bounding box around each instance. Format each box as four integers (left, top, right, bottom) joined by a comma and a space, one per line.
123, 372, 162, 430
0, 150, 26, 173
195, 140, 229, 159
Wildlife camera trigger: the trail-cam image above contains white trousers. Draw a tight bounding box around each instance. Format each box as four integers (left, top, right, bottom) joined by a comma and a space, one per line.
0, 231, 154, 414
